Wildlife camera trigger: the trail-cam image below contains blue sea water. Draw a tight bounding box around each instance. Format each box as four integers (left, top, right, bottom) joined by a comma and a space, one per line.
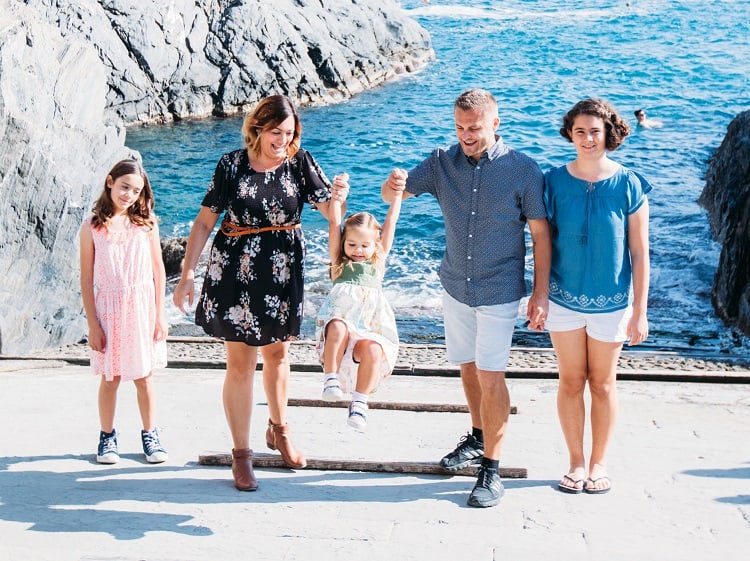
126, 0, 750, 354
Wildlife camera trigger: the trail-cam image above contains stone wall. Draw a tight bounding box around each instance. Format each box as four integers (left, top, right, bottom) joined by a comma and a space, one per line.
0, 0, 433, 354
699, 110, 750, 337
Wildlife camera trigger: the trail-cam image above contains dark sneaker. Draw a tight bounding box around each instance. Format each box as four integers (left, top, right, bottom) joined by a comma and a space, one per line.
439, 433, 484, 470
467, 465, 504, 508
141, 428, 168, 463
97, 429, 119, 464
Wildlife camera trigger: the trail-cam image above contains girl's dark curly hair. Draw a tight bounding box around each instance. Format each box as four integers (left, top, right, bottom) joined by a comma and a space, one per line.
559, 98, 631, 151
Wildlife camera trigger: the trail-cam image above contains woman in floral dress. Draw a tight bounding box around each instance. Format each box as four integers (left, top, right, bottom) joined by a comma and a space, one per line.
173, 95, 349, 491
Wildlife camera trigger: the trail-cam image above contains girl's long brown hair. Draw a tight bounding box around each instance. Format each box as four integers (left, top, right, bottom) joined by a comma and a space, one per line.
331, 212, 385, 281
90, 159, 156, 230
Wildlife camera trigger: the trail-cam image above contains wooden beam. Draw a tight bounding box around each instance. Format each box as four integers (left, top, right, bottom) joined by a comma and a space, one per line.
286, 398, 518, 415
199, 452, 527, 479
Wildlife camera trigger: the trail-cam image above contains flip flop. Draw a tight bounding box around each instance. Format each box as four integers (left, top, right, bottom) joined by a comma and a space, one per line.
584, 476, 611, 494
557, 473, 584, 494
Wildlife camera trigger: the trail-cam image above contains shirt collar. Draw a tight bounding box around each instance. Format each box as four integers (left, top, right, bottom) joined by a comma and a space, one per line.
486, 135, 509, 160
464, 135, 508, 165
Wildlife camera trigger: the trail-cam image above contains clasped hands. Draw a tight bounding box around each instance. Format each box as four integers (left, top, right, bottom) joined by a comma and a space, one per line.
331, 173, 350, 203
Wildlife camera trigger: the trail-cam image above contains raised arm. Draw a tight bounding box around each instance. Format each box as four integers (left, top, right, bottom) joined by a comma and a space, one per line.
327, 196, 343, 265
379, 190, 403, 256
381, 168, 413, 203
315, 173, 349, 221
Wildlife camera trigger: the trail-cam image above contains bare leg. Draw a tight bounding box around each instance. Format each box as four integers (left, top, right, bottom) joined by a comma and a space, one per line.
459, 362, 482, 429
98, 377, 121, 433
261, 341, 291, 425
322, 320, 348, 374
352, 339, 385, 394
476, 369, 511, 461
550, 328, 588, 484
261, 341, 305, 468
223, 341, 258, 450
133, 374, 157, 431
586, 336, 622, 491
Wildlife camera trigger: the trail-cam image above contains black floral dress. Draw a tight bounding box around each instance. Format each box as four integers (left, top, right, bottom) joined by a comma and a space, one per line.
195, 148, 332, 345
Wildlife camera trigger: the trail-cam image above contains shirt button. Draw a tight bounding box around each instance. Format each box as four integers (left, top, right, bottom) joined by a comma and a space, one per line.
468, 256, 472, 260
467, 278, 471, 281
468, 234, 473, 238
471, 211, 475, 215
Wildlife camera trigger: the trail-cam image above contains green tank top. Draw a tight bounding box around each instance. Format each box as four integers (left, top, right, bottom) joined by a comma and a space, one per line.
333, 260, 381, 288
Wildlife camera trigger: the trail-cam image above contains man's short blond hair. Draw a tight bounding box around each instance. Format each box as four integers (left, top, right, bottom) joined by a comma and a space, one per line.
455, 89, 497, 113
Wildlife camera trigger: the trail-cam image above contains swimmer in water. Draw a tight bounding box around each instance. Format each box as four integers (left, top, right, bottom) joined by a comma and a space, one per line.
634, 109, 663, 128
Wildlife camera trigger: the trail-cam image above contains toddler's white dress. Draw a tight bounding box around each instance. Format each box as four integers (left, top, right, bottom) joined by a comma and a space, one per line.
315, 260, 399, 394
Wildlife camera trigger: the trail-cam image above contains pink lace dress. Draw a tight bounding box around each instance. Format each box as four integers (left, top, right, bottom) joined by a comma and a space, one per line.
87, 217, 167, 381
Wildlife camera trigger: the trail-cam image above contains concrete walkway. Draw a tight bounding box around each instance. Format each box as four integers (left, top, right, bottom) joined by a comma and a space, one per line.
0, 358, 748, 561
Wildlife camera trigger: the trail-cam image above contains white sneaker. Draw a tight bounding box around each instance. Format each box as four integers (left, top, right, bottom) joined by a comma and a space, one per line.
321, 377, 344, 401
347, 400, 368, 431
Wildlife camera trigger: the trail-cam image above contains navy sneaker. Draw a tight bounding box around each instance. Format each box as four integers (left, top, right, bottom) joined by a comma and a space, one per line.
467, 465, 505, 508
141, 428, 168, 463
97, 429, 119, 464
440, 433, 484, 470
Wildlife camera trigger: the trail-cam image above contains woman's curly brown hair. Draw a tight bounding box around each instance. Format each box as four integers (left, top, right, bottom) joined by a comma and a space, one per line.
559, 98, 631, 151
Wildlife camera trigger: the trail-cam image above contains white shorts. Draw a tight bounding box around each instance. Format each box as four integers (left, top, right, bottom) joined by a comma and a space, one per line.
546, 300, 632, 343
442, 291, 519, 372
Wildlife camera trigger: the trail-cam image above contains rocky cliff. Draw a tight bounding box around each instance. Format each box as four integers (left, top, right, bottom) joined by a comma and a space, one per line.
699, 110, 750, 338
0, 0, 433, 354
24, 0, 434, 124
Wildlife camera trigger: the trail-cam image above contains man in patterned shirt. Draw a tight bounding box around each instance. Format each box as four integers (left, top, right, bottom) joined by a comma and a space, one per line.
381, 89, 550, 508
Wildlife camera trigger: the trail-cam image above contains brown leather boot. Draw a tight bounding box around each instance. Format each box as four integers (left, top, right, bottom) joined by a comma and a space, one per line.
265, 419, 307, 468
231, 448, 258, 491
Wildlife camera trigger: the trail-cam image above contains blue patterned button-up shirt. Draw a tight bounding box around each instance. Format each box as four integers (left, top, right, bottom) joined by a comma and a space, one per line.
406, 137, 546, 307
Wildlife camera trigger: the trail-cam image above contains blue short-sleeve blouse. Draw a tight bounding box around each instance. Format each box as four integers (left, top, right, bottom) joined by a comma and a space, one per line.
544, 164, 652, 313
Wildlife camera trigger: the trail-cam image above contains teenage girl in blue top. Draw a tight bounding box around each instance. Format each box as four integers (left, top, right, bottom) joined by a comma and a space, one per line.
544, 98, 651, 495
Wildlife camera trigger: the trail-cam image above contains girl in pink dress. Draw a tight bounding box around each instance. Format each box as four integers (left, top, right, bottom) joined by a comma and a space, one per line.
80, 159, 169, 465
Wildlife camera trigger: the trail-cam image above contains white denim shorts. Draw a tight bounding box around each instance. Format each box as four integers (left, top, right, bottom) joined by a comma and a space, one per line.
442, 291, 519, 372
546, 300, 633, 343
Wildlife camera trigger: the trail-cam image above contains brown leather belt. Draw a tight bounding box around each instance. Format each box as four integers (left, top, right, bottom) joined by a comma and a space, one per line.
220, 220, 301, 237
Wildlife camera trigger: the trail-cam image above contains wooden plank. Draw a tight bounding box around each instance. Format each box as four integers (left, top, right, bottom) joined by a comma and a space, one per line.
286, 398, 518, 415
198, 452, 527, 479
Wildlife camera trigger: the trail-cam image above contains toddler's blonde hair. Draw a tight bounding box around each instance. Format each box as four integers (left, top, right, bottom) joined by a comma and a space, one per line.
331, 212, 385, 281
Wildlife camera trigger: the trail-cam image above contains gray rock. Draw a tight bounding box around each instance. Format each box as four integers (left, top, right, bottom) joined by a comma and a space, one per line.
1, 0, 432, 354
0, 3, 131, 354
26, 0, 434, 123
699, 110, 750, 337
161, 237, 187, 277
